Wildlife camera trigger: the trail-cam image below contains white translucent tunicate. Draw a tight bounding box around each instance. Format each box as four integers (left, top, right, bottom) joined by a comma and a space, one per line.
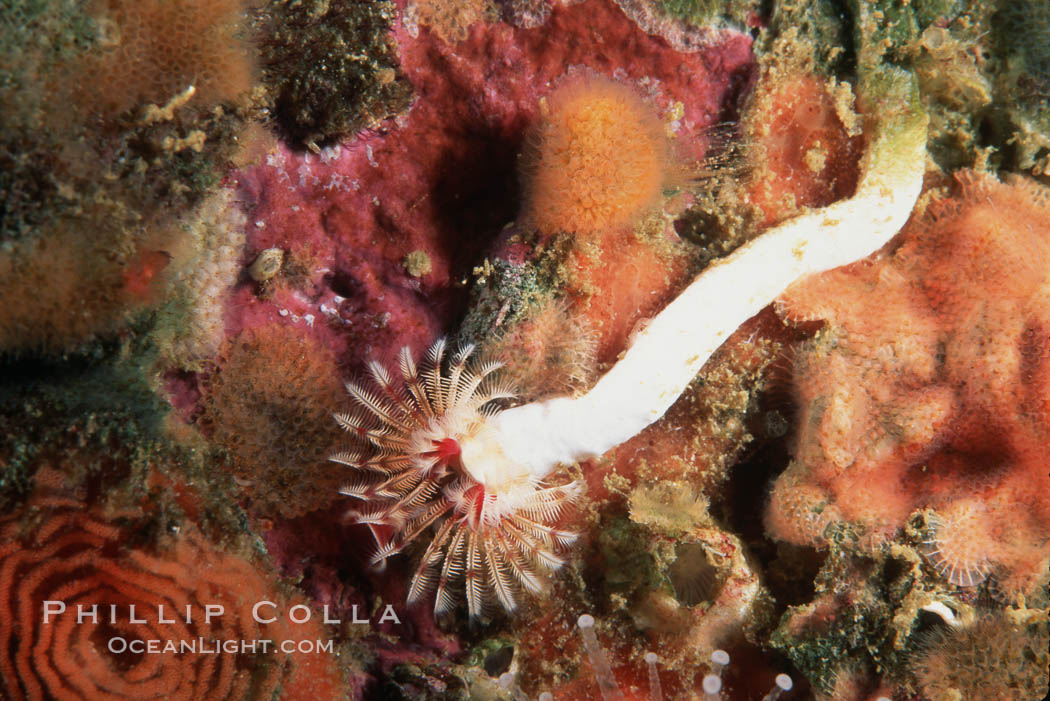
703, 648, 729, 700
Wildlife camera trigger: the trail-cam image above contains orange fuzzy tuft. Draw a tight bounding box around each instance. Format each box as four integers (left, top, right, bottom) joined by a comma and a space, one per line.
484, 298, 597, 401
415, 0, 494, 43
563, 225, 694, 366
0, 223, 151, 352
912, 614, 1049, 701
203, 325, 346, 519
521, 75, 671, 236
765, 468, 841, 547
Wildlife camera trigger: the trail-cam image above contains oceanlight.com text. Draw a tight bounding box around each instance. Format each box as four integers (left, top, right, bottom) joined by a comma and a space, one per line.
106, 637, 335, 655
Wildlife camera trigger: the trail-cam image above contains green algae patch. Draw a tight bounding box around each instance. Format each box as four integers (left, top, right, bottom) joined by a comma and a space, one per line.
657, 0, 759, 28
260, 0, 412, 150
0, 328, 168, 507
458, 234, 574, 347
771, 542, 909, 696
597, 515, 665, 597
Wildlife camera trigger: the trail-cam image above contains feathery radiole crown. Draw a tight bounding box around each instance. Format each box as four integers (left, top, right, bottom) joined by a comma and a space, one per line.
331, 338, 579, 618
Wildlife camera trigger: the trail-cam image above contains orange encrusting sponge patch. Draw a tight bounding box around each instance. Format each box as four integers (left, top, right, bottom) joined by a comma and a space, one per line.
74, 0, 254, 120
521, 76, 670, 236
746, 75, 864, 227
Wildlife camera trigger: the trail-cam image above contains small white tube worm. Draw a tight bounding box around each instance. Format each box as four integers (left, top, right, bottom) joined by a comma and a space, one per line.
702, 649, 729, 700
761, 674, 793, 701
701, 674, 723, 701
645, 652, 662, 701
920, 601, 962, 627
711, 649, 730, 676
577, 614, 626, 701
482, 70, 927, 481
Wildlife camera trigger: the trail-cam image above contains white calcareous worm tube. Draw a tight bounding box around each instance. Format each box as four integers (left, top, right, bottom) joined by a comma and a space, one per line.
645, 652, 662, 701
703, 649, 729, 700
762, 673, 793, 701
577, 614, 626, 701
485, 70, 928, 481
702, 673, 722, 701
711, 649, 730, 676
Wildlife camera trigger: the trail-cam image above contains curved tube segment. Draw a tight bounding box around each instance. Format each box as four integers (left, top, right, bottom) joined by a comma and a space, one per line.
484, 69, 928, 480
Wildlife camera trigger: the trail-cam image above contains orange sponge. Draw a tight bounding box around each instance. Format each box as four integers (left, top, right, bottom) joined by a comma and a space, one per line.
76, 0, 254, 120
521, 75, 671, 236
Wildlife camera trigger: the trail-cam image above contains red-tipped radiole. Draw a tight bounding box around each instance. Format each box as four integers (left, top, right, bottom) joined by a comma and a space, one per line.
332, 338, 579, 618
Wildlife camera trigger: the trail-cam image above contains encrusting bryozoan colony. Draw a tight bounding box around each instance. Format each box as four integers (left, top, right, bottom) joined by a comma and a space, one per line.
333, 62, 928, 617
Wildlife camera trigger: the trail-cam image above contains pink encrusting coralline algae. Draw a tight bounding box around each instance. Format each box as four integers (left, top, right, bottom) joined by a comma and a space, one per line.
6, 0, 1050, 699
232, 0, 754, 371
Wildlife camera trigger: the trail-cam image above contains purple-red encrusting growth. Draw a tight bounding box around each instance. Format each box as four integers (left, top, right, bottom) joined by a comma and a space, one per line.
233, 0, 753, 371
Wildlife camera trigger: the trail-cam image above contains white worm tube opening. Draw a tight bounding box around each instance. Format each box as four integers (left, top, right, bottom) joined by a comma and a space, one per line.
702, 673, 723, 700
711, 649, 730, 675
